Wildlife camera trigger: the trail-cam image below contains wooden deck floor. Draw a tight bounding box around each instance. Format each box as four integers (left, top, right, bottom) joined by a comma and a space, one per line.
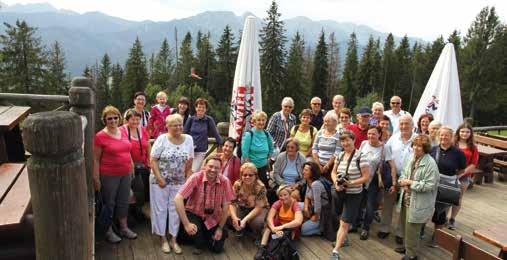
95, 180, 507, 260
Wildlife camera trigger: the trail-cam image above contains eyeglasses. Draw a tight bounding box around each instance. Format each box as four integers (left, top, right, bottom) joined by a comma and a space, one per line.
359, 114, 371, 118
391, 102, 401, 105
286, 145, 297, 149
311, 103, 321, 105
283, 105, 293, 109
242, 174, 255, 177
106, 116, 119, 121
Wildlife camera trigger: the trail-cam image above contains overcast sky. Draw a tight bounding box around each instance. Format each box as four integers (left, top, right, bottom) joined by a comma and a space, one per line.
4, 0, 507, 40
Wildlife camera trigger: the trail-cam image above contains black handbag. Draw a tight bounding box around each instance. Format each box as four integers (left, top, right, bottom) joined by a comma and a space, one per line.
435, 148, 461, 206
95, 191, 113, 239
377, 145, 393, 191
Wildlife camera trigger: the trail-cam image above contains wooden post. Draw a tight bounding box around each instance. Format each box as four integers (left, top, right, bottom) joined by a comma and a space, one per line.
68, 77, 96, 258
22, 111, 91, 260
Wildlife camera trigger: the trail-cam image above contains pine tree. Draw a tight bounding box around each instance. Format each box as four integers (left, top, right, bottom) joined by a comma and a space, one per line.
357, 35, 381, 97
260, 0, 287, 114
394, 35, 412, 104
195, 32, 216, 93
215, 25, 238, 103
327, 32, 340, 102
286, 32, 308, 114
447, 30, 462, 63
110, 63, 123, 109
45, 41, 68, 94
461, 6, 502, 119
311, 30, 329, 107
341, 32, 359, 108
303, 46, 315, 107
409, 43, 426, 112
381, 33, 396, 101
96, 53, 112, 123
151, 38, 173, 89
120, 37, 148, 109
423, 36, 445, 85
83, 65, 92, 78
175, 32, 194, 88
0, 20, 47, 93
373, 38, 383, 95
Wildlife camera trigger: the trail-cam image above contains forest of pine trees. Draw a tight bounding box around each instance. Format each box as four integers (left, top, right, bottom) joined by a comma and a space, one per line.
0, 2, 505, 126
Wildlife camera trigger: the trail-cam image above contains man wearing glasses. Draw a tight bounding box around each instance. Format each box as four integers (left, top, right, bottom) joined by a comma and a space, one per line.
309, 97, 325, 129
385, 96, 411, 135
174, 157, 234, 255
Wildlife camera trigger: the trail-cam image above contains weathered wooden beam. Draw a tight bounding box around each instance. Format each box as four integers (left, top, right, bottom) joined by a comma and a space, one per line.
22, 111, 90, 260
0, 93, 69, 103
68, 77, 95, 258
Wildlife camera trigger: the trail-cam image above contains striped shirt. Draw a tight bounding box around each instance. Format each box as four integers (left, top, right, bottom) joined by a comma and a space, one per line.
335, 150, 368, 194
312, 129, 341, 166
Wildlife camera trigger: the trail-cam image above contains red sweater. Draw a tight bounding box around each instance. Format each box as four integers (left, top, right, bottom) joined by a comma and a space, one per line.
120, 125, 150, 167
460, 145, 479, 177
94, 130, 132, 176
148, 104, 171, 138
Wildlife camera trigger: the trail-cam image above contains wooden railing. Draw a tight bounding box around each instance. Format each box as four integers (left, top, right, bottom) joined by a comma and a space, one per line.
0, 77, 95, 259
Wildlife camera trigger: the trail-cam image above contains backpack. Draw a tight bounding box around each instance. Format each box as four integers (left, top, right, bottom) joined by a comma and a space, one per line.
292, 124, 314, 138
236, 129, 270, 159
255, 231, 300, 260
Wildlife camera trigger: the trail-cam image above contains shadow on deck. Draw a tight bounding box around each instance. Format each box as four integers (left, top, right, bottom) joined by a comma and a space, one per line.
96, 180, 507, 260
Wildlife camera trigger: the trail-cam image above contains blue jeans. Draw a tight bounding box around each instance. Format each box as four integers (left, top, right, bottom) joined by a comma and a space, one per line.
301, 219, 321, 236
362, 177, 379, 231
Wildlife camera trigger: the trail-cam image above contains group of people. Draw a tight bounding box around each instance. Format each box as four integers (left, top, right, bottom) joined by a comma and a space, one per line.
93, 91, 478, 260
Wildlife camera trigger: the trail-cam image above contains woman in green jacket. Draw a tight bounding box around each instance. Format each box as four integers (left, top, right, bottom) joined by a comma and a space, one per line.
396, 134, 439, 260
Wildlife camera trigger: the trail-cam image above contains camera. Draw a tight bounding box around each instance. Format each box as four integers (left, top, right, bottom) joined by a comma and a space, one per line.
336, 173, 349, 186
204, 208, 214, 215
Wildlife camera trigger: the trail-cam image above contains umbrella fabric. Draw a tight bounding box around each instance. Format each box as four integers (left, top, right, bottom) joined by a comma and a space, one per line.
413, 43, 463, 130
229, 16, 262, 140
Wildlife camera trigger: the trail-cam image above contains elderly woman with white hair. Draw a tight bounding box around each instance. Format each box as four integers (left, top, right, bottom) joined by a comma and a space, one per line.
267, 97, 297, 151
312, 111, 341, 180
150, 114, 194, 254
370, 102, 385, 126
428, 121, 442, 147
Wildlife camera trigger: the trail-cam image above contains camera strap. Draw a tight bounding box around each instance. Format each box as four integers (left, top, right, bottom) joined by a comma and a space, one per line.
336, 149, 356, 178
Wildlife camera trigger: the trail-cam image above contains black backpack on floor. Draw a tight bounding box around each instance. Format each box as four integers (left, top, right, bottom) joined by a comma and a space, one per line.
255, 231, 299, 260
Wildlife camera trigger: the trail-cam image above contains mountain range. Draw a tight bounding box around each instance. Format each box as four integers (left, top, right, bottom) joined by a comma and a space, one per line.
0, 2, 421, 75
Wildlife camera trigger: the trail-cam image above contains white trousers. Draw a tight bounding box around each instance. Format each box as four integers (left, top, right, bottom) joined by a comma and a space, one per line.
380, 190, 403, 237
191, 152, 206, 173
150, 181, 182, 237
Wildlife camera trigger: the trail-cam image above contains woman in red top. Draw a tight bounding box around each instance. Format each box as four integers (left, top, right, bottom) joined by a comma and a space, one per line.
448, 123, 479, 230
121, 110, 151, 204
220, 137, 241, 186
93, 106, 137, 243
148, 91, 171, 138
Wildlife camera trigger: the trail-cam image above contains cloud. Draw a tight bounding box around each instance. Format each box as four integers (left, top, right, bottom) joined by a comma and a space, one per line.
2, 0, 506, 40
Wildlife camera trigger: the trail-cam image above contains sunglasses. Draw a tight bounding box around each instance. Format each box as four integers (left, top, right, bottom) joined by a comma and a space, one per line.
242, 174, 255, 177
311, 103, 321, 105
391, 102, 401, 105
106, 116, 119, 121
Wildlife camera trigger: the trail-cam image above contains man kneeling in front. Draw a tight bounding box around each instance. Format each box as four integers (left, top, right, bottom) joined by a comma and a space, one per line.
174, 156, 234, 255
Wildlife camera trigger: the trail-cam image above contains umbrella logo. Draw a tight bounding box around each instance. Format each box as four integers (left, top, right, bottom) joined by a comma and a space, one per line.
231, 84, 254, 139
425, 95, 439, 115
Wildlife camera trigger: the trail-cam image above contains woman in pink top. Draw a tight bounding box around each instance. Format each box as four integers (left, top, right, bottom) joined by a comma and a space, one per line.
93, 106, 137, 243
148, 91, 171, 138
448, 123, 479, 230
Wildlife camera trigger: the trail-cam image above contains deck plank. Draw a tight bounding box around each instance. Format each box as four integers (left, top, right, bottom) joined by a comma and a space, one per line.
95, 180, 507, 259
0, 167, 30, 227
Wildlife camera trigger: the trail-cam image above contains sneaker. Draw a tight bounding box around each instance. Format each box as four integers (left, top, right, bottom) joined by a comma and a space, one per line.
377, 231, 390, 239
395, 235, 404, 245
373, 211, 382, 223
105, 229, 122, 243
360, 230, 369, 240
448, 218, 456, 230
119, 228, 138, 239
192, 248, 203, 255
330, 251, 341, 260
428, 235, 439, 248
394, 247, 406, 254
170, 242, 182, 254
348, 226, 358, 233
161, 241, 170, 254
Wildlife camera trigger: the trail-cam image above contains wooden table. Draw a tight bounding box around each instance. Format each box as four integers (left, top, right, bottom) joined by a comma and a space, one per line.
477, 144, 507, 183
0, 106, 31, 163
473, 223, 507, 259
0, 163, 30, 229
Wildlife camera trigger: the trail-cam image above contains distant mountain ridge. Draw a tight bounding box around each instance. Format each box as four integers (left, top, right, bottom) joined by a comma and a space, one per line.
0, 2, 422, 75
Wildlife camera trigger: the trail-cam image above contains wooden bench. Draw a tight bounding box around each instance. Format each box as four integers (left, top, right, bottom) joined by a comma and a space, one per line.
436, 229, 502, 260
469, 168, 485, 188
0, 163, 31, 230
0, 106, 31, 164
493, 159, 507, 182
475, 134, 507, 150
